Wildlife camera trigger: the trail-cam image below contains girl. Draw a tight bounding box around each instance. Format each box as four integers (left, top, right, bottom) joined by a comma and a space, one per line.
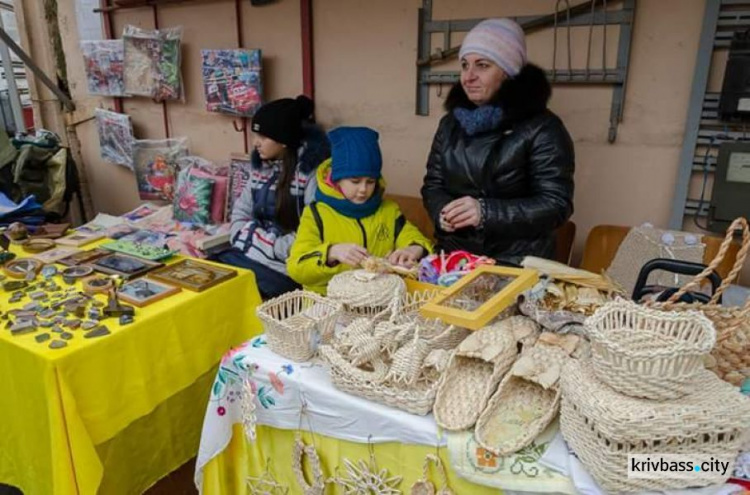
216, 95, 330, 299
287, 126, 432, 295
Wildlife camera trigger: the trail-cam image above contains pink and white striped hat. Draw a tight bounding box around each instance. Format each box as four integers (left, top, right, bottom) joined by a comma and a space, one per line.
459, 18, 527, 77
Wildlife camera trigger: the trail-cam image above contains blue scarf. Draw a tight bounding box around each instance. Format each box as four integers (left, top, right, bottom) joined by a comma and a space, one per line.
316, 186, 383, 220
453, 105, 503, 136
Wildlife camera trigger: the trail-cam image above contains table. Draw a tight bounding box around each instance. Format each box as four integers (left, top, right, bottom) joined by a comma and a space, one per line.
0, 252, 262, 495
196, 337, 747, 495
195, 337, 577, 495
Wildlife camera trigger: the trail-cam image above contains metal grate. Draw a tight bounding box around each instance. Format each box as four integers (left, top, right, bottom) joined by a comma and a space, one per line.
670, 0, 750, 229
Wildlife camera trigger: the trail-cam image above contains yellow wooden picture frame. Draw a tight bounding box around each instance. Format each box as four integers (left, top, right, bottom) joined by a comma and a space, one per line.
419, 265, 539, 330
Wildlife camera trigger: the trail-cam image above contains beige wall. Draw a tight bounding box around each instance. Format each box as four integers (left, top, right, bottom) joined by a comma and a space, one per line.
53, 0, 736, 272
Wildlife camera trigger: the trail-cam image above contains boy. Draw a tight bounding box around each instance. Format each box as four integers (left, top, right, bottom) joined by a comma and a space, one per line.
287, 127, 432, 295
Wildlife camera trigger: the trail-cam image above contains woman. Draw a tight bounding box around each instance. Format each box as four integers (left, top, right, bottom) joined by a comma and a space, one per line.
216, 95, 330, 299
421, 18, 575, 265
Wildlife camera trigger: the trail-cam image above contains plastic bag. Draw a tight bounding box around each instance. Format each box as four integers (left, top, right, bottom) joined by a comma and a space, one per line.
80, 40, 126, 96
131, 137, 189, 201
95, 108, 134, 169
201, 49, 263, 116
122, 25, 183, 101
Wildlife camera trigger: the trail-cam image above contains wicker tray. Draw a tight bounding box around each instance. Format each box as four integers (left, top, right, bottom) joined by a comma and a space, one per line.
560, 359, 750, 493
319, 344, 438, 415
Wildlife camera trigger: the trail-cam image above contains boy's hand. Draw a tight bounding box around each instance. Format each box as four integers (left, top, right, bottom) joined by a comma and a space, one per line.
328, 243, 369, 267
441, 196, 481, 229
388, 245, 425, 267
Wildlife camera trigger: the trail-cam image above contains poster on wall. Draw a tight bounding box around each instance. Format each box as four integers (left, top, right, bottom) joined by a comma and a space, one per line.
95, 108, 134, 170
132, 137, 189, 201
201, 49, 263, 117
81, 40, 125, 96
226, 154, 253, 219
122, 25, 183, 101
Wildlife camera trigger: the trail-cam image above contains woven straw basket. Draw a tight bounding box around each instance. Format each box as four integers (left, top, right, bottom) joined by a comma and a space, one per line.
586, 299, 716, 400
647, 217, 750, 387
256, 290, 342, 362
560, 359, 750, 493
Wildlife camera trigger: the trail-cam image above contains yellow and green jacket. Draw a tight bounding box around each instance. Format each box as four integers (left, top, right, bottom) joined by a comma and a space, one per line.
287, 159, 433, 294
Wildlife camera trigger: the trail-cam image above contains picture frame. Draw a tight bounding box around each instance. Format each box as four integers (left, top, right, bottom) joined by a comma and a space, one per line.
56, 231, 106, 247
149, 259, 237, 292
58, 248, 112, 267
419, 265, 540, 330
32, 247, 83, 264
117, 277, 181, 307
226, 154, 252, 221
91, 253, 163, 280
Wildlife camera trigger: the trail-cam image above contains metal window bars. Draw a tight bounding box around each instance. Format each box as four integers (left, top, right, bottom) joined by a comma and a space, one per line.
670, 0, 750, 229
415, 0, 636, 143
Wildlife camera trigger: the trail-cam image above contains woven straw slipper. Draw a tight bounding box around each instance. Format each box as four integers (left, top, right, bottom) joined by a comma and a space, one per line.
433, 316, 540, 431
475, 332, 579, 455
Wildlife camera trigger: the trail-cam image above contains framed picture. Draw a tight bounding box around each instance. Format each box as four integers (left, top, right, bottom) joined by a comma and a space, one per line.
56, 232, 105, 247
149, 259, 236, 292
32, 247, 83, 264
58, 248, 111, 267
117, 277, 181, 307
226, 154, 252, 220
91, 253, 163, 280
419, 265, 540, 330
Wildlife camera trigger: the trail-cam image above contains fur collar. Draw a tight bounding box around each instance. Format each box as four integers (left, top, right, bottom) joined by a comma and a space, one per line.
251, 122, 330, 174
444, 63, 551, 126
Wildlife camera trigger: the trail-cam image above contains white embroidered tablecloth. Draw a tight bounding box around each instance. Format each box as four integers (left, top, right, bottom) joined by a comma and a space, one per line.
194, 335, 445, 489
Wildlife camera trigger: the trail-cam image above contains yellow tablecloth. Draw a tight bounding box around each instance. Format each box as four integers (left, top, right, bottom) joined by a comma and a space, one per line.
202, 425, 507, 495
0, 254, 262, 494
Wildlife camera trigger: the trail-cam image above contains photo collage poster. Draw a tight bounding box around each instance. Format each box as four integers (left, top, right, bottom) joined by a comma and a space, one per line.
81, 40, 125, 97
201, 49, 263, 117
95, 108, 134, 170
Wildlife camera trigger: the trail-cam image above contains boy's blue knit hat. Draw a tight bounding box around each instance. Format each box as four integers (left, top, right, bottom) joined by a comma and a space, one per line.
329, 127, 382, 181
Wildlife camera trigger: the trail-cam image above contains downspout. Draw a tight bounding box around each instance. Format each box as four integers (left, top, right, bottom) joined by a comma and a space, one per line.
300, 0, 314, 103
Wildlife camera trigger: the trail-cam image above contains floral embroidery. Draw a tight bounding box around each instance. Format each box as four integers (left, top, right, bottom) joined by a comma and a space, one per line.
210, 339, 291, 418
268, 372, 284, 394
476, 447, 498, 468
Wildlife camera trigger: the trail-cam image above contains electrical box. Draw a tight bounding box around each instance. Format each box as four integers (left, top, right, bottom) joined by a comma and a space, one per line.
709, 142, 750, 233
719, 30, 750, 119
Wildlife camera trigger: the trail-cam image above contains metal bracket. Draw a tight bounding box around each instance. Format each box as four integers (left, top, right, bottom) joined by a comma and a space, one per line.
415, 0, 635, 143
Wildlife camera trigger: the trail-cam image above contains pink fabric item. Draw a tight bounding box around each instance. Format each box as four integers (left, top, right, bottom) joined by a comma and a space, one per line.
323, 168, 344, 194
191, 168, 228, 224
459, 18, 527, 77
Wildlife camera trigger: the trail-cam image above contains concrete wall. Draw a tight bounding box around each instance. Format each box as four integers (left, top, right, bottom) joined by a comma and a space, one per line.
50, 0, 740, 273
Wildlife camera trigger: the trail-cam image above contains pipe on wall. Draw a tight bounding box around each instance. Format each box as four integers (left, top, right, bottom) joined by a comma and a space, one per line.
300, 0, 314, 103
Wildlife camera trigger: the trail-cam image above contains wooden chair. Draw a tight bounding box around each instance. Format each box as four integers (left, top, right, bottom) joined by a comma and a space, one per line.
386, 194, 576, 265
580, 225, 741, 282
